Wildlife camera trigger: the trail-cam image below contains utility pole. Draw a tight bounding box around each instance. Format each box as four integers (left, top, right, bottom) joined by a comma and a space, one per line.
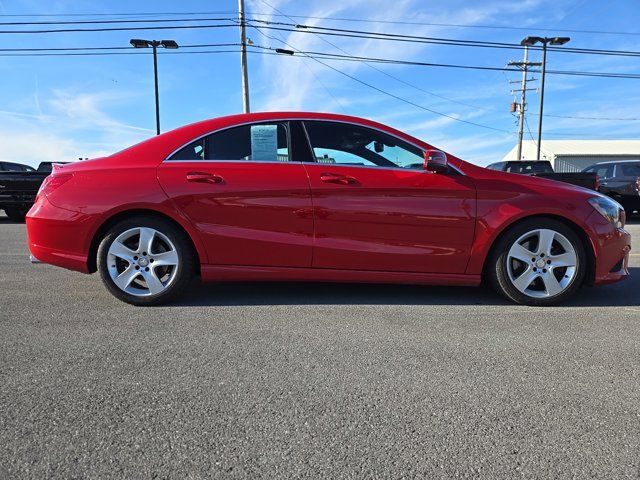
238, 0, 250, 113
508, 47, 540, 160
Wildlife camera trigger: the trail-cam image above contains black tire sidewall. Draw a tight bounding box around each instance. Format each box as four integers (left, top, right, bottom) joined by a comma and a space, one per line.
4, 207, 26, 222
97, 216, 194, 306
490, 218, 587, 306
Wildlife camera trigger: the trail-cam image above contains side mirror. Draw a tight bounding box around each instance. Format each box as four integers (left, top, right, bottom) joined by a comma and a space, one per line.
423, 149, 448, 173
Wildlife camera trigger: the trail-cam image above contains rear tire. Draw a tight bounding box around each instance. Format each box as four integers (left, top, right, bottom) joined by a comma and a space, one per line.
97, 216, 195, 306
488, 218, 586, 306
4, 206, 27, 222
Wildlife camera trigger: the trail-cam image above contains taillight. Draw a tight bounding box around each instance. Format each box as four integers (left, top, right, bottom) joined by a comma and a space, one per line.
594, 174, 599, 191
36, 173, 73, 201
636, 177, 640, 191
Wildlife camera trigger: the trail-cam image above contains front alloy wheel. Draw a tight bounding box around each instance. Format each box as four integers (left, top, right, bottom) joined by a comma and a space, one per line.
97, 216, 195, 305
490, 219, 586, 305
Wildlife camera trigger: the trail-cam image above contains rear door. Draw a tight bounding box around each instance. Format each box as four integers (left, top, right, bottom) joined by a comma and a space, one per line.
585, 164, 614, 194
300, 120, 476, 274
157, 121, 314, 267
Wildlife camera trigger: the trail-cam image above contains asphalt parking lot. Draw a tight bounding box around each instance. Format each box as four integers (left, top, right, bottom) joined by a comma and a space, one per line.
1, 214, 639, 479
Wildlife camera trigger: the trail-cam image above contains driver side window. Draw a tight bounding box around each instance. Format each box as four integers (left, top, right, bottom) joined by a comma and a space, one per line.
303, 121, 424, 169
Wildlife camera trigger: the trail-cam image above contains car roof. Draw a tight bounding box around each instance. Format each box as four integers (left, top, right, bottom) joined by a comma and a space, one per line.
588, 159, 640, 165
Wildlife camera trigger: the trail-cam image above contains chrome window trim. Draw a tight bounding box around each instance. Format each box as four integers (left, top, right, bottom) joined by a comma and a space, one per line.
162, 117, 465, 175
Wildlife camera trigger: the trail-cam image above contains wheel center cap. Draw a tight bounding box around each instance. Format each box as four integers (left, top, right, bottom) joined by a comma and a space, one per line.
138, 257, 149, 267
535, 259, 546, 269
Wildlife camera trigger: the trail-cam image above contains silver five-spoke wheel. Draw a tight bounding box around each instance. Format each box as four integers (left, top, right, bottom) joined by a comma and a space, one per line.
107, 226, 179, 297
506, 228, 577, 298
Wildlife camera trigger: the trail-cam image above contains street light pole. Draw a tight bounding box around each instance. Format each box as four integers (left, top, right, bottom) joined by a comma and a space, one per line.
536, 42, 548, 162
520, 36, 570, 160
130, 39, 179, 135
152, 42, 160, 135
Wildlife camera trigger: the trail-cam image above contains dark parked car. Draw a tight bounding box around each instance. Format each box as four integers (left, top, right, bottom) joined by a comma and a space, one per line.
583, 161, 640, 216
0, 162, 58, 221
486, 160, 598, 190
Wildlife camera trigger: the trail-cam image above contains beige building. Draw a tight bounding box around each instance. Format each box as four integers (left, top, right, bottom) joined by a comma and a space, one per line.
502, 140, 640, 172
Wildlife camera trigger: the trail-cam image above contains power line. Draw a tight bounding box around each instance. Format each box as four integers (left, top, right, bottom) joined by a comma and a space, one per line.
0, 16, 233, 26
243, 12, 640, 37
2, 42, 639, 80
0, 43, 239, 52
2, 10, 637, 37
254, 48, 640, 80
250, 26, 513, 134
246, 20, 640, 59
257, 0, 488, 112
532, 113, 640, 121
0, 22, 236, 34
0, 15, 638, 60
0, 50, 240, 57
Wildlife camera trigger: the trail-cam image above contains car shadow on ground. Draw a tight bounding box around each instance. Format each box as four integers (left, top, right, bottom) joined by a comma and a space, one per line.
172, 267, 640, 308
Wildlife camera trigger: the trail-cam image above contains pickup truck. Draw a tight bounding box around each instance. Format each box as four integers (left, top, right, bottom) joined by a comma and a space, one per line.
486, 160, 598, 190
0, 162, 69, 222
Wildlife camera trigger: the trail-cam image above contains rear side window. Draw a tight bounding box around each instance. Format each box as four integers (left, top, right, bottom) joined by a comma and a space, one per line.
168, 123, 290, 162
618, 163, 640, 176
584, 164, 614, 178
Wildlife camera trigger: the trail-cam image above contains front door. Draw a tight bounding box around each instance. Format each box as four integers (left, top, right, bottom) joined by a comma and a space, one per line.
157, 121, 314, 267
300, 120, 476, 274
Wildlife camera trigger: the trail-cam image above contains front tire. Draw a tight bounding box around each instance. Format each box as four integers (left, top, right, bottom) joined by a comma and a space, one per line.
488, 218, 586, 306
97, 216, 195, 306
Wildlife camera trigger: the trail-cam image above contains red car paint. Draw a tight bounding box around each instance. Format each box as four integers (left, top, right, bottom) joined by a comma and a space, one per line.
26, 112, 631, 289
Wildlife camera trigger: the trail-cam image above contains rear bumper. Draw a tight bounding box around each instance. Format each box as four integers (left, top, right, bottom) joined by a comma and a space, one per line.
26, 195, 91, 273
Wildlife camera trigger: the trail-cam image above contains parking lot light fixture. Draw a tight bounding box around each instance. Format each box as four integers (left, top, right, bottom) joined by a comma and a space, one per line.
129, 38, 179, 135
519, 35, 571, 160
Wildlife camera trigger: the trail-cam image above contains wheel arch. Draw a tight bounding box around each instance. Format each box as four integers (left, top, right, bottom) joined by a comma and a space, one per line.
87, 208, 203, 274
481, 214, 596, 286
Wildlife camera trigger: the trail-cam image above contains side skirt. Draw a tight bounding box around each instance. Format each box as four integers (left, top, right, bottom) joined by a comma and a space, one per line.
201, 265, 481, 287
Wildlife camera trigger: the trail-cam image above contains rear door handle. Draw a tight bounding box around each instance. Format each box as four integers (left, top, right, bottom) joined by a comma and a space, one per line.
186, 172, 224, 184
320, 173, 359, 185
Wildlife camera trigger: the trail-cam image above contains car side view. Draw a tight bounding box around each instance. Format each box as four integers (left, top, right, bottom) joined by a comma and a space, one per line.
26, 112, 631, 306
583, 160, 640, 217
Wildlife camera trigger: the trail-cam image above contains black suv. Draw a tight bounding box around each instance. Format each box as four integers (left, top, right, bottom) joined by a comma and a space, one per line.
583, 161, 640, 216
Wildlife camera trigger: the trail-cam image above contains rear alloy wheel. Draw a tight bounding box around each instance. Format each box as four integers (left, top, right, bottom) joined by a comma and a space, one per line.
97, 217, 195, 305
489, 219, 586, 306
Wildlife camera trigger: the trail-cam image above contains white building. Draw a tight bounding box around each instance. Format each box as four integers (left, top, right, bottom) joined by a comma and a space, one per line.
502, 140, 640, 172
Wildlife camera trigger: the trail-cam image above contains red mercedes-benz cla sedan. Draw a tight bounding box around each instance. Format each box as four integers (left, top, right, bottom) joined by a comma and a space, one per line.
26, 112, 631, 306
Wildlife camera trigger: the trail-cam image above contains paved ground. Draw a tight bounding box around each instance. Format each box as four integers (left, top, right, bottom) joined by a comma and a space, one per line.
1, 214, 639, 479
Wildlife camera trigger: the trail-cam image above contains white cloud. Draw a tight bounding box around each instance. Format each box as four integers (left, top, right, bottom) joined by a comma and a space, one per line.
0, 88, 153, 167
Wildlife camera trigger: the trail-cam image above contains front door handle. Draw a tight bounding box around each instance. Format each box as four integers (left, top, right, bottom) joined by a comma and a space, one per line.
186, 172, 224, 184
320, 173, 359, 185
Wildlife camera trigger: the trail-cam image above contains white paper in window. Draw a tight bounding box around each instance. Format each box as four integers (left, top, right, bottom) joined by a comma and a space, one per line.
250, 125, 278, 161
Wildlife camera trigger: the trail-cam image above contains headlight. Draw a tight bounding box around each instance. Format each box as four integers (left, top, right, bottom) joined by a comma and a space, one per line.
588, 195, 624, 228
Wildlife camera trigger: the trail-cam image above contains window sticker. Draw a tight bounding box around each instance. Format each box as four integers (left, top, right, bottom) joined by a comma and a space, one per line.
250, 125, 278, 161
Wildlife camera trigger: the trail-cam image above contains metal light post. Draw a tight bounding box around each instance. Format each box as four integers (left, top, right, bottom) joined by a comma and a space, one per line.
130, 39, 179, 135
521, 36, 570, 160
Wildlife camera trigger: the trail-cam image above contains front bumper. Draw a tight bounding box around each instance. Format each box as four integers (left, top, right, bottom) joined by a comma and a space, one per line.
591, 222, 631, 285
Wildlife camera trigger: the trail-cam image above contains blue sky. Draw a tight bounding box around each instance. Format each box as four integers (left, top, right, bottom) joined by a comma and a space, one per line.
0, 0, 638, 167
